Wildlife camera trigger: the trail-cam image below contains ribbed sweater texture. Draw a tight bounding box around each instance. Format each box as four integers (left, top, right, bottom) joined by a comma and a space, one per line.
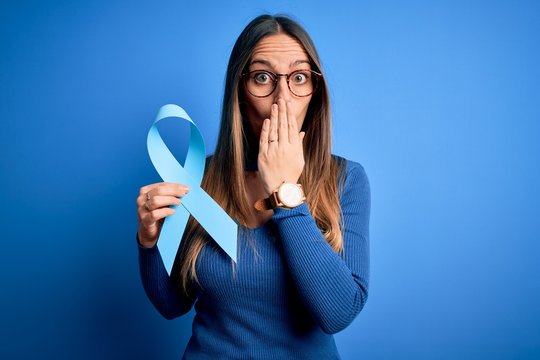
137, 155, 370, 359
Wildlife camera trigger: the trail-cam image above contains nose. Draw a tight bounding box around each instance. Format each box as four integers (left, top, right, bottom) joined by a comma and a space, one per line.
273, 75, 292, 103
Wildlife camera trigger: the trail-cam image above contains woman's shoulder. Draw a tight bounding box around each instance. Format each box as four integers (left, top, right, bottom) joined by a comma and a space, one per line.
331, 154, 370, 201
331, 154, 368, 178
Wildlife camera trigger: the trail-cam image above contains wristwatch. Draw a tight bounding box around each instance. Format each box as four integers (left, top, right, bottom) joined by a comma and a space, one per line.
254, 182, 306, 211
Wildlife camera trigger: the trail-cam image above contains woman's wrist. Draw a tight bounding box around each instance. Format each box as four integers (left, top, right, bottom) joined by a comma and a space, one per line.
137, 232, 157, 248
262, 176, 301, 195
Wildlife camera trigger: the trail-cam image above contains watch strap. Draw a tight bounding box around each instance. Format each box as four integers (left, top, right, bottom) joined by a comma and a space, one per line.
254, 183, 304, 211
254, 190, 279, 211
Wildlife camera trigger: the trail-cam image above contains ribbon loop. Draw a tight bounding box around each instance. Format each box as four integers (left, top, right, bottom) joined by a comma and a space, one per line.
147, 104, 238, 274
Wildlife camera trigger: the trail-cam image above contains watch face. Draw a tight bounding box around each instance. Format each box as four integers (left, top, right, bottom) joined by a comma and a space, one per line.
278, 183, 303, 207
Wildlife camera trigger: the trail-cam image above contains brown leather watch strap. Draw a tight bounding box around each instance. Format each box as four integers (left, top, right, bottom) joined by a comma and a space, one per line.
254, 197, 271, 211
254, 191, 279, 211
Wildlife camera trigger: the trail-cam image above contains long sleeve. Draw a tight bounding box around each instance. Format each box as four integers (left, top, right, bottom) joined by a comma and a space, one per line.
137, 233, 197, 319
271, 161, 370, 334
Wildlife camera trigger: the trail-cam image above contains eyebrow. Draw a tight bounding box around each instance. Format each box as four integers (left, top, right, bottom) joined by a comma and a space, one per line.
250, 59, 310, 68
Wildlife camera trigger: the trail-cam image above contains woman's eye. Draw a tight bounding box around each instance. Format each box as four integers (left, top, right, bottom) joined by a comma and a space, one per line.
292, 72, 308, 84
254, 72, 272, 84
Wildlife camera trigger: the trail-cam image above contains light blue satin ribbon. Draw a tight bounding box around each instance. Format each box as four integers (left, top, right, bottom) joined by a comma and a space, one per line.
147, 104, 238, 275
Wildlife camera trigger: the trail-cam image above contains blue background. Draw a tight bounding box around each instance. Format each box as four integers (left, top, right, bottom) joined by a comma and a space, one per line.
1, 0, 539, 359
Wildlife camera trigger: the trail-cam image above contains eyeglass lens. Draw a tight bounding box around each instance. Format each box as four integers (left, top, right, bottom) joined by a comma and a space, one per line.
244, 70, 319, 97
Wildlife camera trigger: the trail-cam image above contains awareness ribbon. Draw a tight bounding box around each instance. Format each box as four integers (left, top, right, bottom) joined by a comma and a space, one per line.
147, 104, 238, 275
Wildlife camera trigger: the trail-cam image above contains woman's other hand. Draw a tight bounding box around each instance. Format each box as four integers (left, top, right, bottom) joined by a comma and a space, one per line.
136, 182, 190, 248
258, 98, 306, 195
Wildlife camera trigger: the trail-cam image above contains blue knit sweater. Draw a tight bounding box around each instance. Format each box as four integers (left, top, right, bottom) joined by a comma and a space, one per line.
137, 155, 370, 359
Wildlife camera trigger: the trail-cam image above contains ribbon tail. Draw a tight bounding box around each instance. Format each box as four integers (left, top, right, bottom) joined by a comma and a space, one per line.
157, 204, 190, 275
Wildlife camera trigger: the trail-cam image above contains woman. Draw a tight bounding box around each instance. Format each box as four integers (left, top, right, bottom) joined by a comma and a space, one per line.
136, 14, 370, 359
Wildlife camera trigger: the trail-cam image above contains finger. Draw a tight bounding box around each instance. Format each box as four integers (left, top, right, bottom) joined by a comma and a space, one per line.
142, 183, 189, 198
141, 207, 176, 226
259, 118, 270, 155
140, 182, 190, 195
137, 183, 189, 207
287, 101, 298, 144
278, 98, 288, 144
139, 182, 165, 195
269, 103, 278, 145
141, 195, 182, 213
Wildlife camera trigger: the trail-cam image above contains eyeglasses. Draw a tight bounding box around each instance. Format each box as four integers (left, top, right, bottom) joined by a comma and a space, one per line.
241, 69, 322, 98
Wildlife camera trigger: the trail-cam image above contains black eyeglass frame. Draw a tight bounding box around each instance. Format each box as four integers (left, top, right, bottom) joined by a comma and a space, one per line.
241, 69, 323, 98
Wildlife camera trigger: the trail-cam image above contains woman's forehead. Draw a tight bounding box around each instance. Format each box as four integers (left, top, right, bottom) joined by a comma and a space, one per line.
250, 34, 309, 65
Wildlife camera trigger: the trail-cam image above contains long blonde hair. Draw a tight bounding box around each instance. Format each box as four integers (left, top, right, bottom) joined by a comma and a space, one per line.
171, 14, 348, 295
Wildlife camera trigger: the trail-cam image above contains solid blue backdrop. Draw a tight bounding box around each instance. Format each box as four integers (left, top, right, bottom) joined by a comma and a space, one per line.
1, 0, 539, 359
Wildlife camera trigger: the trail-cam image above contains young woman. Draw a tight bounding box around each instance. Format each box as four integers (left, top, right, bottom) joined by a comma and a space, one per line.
136, 14, 370, 359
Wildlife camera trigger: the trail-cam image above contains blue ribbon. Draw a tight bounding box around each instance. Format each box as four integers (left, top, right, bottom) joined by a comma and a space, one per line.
147, 104, 238, 275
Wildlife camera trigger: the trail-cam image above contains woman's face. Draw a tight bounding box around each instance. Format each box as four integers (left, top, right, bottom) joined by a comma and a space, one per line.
242, 33, 313, 139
